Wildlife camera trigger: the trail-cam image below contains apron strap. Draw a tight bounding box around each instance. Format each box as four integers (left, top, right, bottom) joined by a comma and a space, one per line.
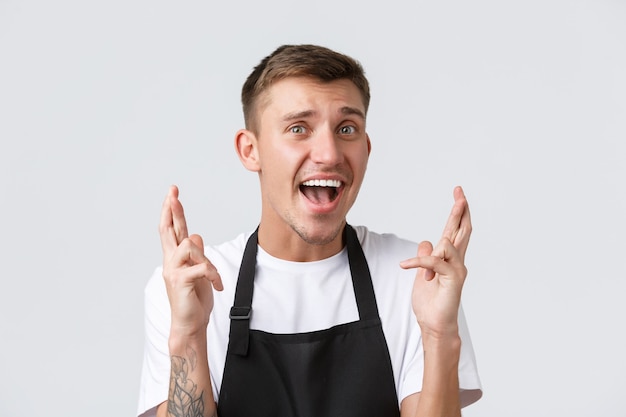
227, 224, 380, 356
227, 227, 258, 356
344, 224, 380, 321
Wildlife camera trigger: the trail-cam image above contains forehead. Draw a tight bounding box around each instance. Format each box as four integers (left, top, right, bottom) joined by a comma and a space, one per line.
258, 77, 366, 120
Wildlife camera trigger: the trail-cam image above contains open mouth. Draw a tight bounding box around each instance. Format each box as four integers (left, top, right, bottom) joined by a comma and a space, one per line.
299, 179, 342, 204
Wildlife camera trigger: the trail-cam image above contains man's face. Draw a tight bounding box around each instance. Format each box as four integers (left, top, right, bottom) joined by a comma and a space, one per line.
253, 76, 371, 247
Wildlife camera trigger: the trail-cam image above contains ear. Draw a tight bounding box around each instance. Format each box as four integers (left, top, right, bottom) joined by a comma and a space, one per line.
366, 133, 372, 156
234, 129, 261, 172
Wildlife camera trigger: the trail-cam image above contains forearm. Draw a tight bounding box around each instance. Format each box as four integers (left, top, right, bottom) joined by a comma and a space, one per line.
417, 333, 462, 417
402, 332, 462, 417
158, 333, 217, 417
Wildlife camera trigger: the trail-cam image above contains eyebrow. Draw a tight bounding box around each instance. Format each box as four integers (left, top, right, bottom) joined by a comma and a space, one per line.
281, 106, 366, 123
340, 106, 366, 120
281, 110, 315, 122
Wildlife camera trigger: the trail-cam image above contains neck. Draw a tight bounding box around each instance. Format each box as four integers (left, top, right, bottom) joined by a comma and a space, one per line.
257, 221, 346, 262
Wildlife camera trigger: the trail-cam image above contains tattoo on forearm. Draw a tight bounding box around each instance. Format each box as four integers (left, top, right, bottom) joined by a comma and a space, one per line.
168, 350, 205, 417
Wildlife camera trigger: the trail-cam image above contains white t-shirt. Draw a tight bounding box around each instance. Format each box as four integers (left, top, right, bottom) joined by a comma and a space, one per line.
137, 226, 483, 417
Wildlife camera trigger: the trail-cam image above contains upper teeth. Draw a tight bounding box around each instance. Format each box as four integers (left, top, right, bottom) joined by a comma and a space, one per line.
302, 179, 342, 187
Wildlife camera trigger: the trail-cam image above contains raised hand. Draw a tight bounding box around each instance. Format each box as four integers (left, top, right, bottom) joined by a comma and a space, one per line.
159, 185, 223, 338
400, 186, 472, 339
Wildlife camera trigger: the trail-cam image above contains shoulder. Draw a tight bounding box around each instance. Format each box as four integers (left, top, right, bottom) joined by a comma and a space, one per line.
204, 232, 250, 267
203, 231, 255, 291
352, 225, 418, 261
351, 224, 418, 298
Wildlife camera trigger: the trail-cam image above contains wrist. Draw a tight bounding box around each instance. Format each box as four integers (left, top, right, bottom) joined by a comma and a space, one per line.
421, 329, 461, 354
168, 328, 207, 355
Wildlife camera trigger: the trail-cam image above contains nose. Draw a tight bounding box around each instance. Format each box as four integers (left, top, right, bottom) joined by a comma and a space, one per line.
310, 128, 343, 165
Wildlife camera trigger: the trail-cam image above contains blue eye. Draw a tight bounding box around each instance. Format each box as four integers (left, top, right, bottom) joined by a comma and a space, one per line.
290, 126, 306, 134
339, 125, 355, 134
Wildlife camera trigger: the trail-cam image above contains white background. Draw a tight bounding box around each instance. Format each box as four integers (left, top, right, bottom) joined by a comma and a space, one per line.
1, 1, 625, 416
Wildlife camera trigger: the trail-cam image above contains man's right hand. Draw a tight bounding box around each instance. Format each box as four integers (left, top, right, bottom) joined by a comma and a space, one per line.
159, 185, 224, 338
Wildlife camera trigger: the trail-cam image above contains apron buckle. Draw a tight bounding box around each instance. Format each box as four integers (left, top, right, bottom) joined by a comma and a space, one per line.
229, 306, 251, 320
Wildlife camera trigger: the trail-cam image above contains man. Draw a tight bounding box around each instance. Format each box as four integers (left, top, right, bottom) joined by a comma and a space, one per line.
138, 44, 482, 417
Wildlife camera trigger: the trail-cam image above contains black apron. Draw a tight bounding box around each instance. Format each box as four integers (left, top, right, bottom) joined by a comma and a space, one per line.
218, 225, 400, 417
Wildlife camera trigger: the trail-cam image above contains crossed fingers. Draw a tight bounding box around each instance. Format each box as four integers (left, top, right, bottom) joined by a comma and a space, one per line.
160, 185, 189, 257
159, 185, 223, 291
400, 186, 472, 279
439, 186, 472, 259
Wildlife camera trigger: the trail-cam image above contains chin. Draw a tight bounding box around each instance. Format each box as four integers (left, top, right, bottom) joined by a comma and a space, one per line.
291, 219, 344, 246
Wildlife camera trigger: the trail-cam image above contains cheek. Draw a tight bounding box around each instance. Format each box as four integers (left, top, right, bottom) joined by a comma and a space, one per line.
349, 148, 370, 175
263, 144, 308, 174
260, 139, 299, 163
258, 148, 300, 187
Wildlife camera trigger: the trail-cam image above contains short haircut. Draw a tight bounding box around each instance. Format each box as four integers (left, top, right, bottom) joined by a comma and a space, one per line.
241, 44, 370, 133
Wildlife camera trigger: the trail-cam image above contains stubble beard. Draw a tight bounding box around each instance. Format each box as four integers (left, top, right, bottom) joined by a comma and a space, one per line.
286, 212, 345, 247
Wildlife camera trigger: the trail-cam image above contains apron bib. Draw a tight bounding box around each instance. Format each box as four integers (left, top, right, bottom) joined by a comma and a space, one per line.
218, 225, 400, 417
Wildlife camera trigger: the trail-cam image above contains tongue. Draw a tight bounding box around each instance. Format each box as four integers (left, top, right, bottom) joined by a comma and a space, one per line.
302, 186, 334, 204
